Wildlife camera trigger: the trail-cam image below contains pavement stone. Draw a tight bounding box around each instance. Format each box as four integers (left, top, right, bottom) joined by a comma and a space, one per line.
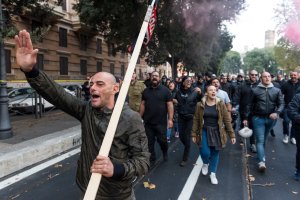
0, 110, 81, 179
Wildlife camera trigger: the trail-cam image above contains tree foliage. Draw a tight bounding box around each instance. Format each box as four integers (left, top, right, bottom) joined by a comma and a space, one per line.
74, 0, 245, 76
274, 37, 300, 71
243, 48, 278, 74
2, 0, 61, 42
220, 51, 241, 74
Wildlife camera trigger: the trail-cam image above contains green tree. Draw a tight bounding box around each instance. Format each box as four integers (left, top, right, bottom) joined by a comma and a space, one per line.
2, 0, 61, 42
274, 37, 300, 71
220, 51, 241, 74
74, 0, 245, 76
243, 48, 278, 74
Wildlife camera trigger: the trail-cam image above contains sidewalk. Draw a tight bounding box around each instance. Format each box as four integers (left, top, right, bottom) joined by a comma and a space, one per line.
0, 110, 81, 178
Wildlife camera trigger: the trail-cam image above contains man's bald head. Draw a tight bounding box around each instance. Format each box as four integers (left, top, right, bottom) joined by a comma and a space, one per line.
92, 72, 116, 84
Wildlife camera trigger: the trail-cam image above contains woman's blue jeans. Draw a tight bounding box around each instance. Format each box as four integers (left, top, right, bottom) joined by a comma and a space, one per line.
199, 129, 220, 173
252, 116, 277, 163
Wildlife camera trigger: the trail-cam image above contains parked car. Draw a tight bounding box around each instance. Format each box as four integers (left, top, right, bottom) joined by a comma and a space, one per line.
62, 84, 82, 97
8, 87, 34, 103
8, 88, 75, 113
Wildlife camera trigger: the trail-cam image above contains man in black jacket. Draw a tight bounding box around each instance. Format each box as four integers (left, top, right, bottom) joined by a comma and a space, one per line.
244, 72, 284, 172
233, 70, 259, 152
281, 71, 300, 144
287, 89, 300, 181
174, 76, 202, 166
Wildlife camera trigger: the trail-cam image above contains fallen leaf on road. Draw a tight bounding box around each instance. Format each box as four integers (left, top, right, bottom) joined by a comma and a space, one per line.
143, 181, 156, 189
54, 164, 63, 168
245, 154, 252, 158
47, 173, 59, 180
292, 191, 298, 195
248, 175, 255, 182
201, 198, 207, 200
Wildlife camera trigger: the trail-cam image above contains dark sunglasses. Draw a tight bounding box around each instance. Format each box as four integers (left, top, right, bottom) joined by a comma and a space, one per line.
250, 74, 258, 76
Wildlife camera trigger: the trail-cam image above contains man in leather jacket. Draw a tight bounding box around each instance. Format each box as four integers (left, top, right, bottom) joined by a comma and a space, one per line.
15, 30, 150, 200
244, 72, 284, 172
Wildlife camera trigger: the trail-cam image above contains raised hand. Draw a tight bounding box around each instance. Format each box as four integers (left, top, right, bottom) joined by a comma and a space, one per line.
15, 30, 39, 72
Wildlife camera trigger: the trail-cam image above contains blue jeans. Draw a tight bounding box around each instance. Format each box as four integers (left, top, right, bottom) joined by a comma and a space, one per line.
252, 116, 277, 162
282, 108, 295, 138
199, 129, 220, 173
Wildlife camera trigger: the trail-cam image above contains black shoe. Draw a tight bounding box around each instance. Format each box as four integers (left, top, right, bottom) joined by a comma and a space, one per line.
180, 160, 187, 167
270, 130, 275, 137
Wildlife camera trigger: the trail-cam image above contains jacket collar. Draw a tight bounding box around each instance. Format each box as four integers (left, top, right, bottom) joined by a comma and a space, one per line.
258, 82, 274, 88
200, 96, 221, 107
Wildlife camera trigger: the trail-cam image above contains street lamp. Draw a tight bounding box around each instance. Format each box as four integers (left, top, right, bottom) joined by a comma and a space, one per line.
0, 0, 13, 139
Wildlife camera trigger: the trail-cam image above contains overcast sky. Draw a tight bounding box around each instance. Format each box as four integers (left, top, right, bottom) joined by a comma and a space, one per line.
226, 0, 282, 53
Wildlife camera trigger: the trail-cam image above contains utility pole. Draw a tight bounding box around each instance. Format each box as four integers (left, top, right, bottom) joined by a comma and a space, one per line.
0, 0, 13, 139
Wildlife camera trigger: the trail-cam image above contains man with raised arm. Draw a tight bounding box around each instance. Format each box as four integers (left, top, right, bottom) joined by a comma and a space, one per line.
15, 30, 150, 199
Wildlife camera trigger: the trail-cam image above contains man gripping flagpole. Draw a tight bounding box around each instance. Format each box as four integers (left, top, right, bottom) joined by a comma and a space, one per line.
83, 0, 157, 199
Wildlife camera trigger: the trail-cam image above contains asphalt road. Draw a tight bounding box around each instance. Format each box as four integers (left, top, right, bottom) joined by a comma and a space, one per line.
1, 112, 299, 200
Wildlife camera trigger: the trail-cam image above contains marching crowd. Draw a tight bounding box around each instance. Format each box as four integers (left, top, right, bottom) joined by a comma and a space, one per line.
128, 70, 300, 186
15, 30, 299, 199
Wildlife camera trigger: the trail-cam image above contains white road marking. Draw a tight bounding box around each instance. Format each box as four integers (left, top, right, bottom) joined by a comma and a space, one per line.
0, 148, 80, 190
178, 156, 203, 200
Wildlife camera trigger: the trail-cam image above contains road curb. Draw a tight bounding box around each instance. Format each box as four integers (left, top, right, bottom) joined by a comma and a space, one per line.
0, 125, 81, 178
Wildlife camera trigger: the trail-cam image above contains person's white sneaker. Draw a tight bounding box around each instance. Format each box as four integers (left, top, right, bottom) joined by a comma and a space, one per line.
210, 172, 218, 185
291, 137, 297, 145
202, 164, 209, 175
258, 161, 266, 172
282, 135, 289, 144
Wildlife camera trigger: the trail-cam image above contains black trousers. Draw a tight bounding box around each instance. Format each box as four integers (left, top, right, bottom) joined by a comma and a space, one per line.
178, 116, 193, 161
144, 123, 168, 161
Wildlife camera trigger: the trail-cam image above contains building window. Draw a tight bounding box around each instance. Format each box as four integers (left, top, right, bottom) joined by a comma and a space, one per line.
110, 63, 115, 74
61, 0, 67, 11
121, 50, 125, 58
96, 38, 102, 54
59, 27, 68, 47
5, 49, 11, 74
35, 54, 44, 70
59, 56, 68, 75
79, 34, 88, 51
121, 64, 125, 77
80, 59, 87, 75
107, 43, 114, 57
96, 61, 102, 72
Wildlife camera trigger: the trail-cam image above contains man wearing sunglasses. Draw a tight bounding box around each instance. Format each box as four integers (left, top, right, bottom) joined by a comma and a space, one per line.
232, 70, 259, 152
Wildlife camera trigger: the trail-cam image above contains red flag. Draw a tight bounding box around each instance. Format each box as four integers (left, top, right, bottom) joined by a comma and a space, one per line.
143, 1, 157, 46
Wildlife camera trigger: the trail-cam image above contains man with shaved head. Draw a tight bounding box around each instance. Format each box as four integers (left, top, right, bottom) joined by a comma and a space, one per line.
15, 30, 150, 199
244, 72, 284, 172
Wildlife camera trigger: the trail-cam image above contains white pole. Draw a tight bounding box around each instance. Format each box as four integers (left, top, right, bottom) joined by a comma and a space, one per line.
83, 1, 156, 199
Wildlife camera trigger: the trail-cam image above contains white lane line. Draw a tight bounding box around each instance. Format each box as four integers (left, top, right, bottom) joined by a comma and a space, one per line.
0, 148, 80, 190
178, 156, 203, 200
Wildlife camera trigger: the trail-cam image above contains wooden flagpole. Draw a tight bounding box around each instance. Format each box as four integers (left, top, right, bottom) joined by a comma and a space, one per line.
83, 1, 156, 199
